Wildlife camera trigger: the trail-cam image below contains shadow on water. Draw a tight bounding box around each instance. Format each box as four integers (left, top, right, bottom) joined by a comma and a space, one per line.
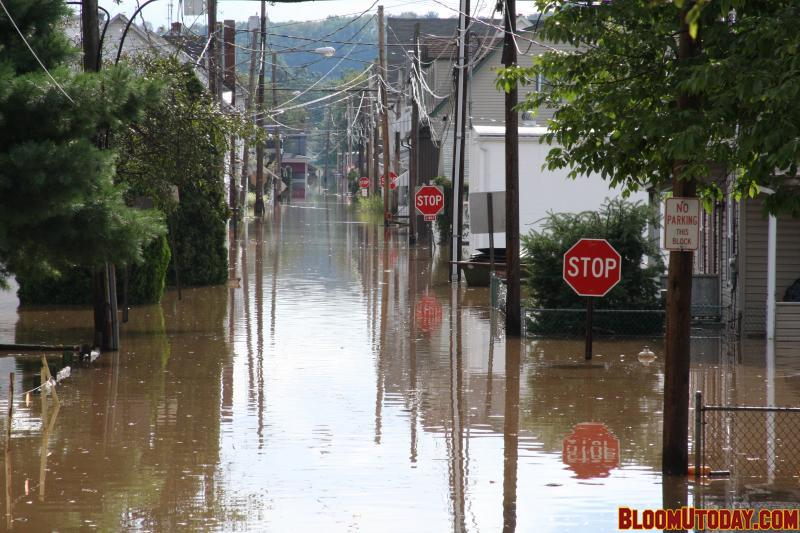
0, 196, 798, 530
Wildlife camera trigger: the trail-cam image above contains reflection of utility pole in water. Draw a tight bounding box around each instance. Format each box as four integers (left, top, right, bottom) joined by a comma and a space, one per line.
448, 285, 466, 532
242, 222, 255, 403
662, 477, 688, 533
269, 208, 281, 349
101, 352, 120, 455
255, 219, 265, 448
223, 223, 239, 418
375, 227, 390, 444
408, 246, 419, 463
485, 308, 498, 420
5, 373, 14, 530
503, 338, 520, 533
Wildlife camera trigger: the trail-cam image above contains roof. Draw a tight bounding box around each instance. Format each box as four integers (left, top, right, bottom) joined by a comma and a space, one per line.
473, 125, 549, 137
421, 35, 501, 62
162, 32, 206, 63
386, 17, 499, 69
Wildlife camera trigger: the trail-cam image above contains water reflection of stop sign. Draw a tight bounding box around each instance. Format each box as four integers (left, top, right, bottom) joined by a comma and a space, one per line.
415, 295, 442, 333
562, 422, 620, 479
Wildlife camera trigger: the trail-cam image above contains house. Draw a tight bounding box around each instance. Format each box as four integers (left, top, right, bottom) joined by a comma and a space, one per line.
710, 189, 800, 344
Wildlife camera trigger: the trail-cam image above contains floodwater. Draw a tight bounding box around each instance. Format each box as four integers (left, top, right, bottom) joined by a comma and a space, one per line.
0, 198, 798, 531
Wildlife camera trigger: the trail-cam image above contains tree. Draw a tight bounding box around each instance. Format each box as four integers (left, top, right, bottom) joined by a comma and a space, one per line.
113, 55, 249, 287
0, 0, 163, 289
498, 0, 800, 475
500, 0, 800, 211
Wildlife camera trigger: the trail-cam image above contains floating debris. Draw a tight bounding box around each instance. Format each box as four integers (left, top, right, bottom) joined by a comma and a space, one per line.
56, 366, 71, 383
637, 346, 656, 365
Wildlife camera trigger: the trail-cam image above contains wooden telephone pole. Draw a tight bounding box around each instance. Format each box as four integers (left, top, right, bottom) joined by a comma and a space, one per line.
254, 0, 267, 216
662, 5, 699, 476
240, 23, 259, 210
409, 23, 421, 245
272, 52, 282, 207
503, 0, 521, 335
224, 19, 238, 215
450, 0, 470, 282
378, 6, 391, 226
206, 0, 218, 98
82, 0, 119, 351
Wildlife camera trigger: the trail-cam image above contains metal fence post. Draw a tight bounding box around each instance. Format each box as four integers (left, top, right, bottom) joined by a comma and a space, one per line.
695, 391, 702, 482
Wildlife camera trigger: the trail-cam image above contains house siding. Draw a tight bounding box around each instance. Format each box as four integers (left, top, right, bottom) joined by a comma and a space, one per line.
741, 197, 800, 337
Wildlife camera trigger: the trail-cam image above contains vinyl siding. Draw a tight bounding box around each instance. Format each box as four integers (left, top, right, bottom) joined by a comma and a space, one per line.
741, 197, 800, 336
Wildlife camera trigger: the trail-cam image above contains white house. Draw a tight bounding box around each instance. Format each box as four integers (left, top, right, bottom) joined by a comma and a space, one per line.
467, 125, 648, 253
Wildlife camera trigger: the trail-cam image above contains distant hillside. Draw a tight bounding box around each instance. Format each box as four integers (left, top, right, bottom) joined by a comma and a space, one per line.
234, 15, 379, 82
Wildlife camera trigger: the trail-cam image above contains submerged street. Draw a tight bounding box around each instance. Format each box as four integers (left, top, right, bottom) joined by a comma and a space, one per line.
2, 200, 800, 531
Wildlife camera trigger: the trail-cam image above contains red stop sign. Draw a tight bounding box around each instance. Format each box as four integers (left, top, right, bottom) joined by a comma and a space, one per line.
358, 177, 369, 189
414, 185, 445, 218
563, 238, 621, 297
380, 172, 398, 190
562, 422, 620, 479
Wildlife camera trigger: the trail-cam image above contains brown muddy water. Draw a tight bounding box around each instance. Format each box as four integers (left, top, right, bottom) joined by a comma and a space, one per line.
1, 199, 799, 531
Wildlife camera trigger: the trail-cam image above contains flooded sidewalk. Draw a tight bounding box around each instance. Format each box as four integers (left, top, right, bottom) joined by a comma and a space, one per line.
1, 199, 799, 531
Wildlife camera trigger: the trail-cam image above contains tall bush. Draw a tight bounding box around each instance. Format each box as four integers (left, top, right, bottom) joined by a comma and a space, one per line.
522, 199, 664, 335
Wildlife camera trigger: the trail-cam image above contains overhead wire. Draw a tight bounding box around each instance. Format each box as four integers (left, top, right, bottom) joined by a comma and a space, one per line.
0, 0, 76, 103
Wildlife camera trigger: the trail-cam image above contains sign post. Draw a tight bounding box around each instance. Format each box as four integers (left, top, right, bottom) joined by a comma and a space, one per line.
664, 197, 700, 251
358, 177, 369, 197
563, 239, 622, 360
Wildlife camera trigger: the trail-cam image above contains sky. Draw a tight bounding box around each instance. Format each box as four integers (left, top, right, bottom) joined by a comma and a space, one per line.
100, 0, 506, 29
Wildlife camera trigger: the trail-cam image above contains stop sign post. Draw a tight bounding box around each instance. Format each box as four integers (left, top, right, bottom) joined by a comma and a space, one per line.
563, 239, 622, 360
415, 185, 445, 221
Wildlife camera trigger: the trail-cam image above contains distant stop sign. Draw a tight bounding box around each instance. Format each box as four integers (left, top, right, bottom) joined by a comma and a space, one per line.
563, 239, 621, 297
415, 185, 445, 221
358, 177, 369, 189
380, 171, 398, 190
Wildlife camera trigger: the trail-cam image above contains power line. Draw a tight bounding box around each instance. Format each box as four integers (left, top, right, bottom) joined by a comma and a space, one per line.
0, 0, 75, 103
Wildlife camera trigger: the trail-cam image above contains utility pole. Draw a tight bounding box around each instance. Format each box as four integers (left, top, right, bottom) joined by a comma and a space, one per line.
366, 93, 374, 196
224, 19, 238, 215
216, 22, 224, 102
372, 71, 381, 196
324, 111, 331, 194
254, 0, 267, 217
409, 23, 421, 245
503, 0, 521, 334
378, 6, 391, 226
83, 0, 119, 351
394, 130, 400, 216
272, 52, 282, 208
347, 96, 353, 194
450, 0, 470, 282
240, 22, 259, 211
662, 5, 699, 477
206, 0, 218, 98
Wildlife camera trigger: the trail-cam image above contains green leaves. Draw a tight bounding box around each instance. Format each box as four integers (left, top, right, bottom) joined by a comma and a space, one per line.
507, 0, 800, 217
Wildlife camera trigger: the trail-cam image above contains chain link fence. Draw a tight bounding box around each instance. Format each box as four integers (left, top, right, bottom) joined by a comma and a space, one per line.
524, 308, 666, 337
695, 392, 800, 484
